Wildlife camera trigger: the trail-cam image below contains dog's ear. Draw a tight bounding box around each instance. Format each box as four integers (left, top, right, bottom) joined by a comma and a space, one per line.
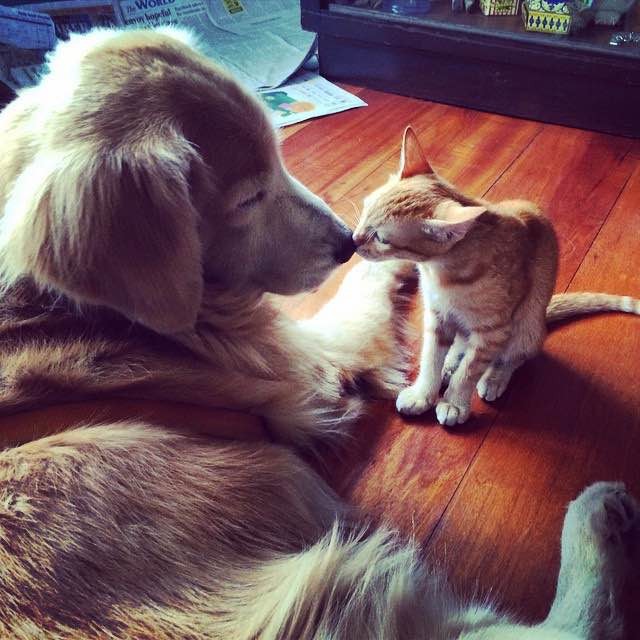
0, 132, 203, 334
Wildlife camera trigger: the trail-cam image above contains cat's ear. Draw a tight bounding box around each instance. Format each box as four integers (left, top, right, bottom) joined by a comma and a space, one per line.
400, 126, 433, 178
423, 205, 486, 243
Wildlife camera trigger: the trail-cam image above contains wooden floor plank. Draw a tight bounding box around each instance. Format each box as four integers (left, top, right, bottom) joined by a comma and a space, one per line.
285, 90, 434, 196
289, 97, 542, 224
484, 126, 635, 290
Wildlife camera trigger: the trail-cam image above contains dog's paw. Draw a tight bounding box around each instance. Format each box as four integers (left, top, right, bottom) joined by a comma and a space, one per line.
570, 483, 639, 548
396, 384, 437, 416
265, 377, 367, 446
345, 262, 417, 399
358, 258, 417, 287
341, 259, 414, 294
562, 482, 639, 576
435, 400, 470, 426
311, 260, 418, 401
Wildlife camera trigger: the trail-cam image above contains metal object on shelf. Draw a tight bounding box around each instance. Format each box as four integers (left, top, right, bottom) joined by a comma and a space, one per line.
382, 0, 432, 13
610, 30, 640, 45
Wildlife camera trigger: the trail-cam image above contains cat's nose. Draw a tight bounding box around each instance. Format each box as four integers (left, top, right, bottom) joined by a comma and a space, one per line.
335, 235, 356, 264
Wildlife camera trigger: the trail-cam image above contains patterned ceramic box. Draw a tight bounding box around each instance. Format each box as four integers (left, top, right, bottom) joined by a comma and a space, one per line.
479, 0, 520, 15
522, 0, 572, 33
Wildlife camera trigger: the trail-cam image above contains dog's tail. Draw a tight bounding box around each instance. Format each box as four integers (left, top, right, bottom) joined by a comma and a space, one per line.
546, 292, 640, 324
233, 525, 452, 640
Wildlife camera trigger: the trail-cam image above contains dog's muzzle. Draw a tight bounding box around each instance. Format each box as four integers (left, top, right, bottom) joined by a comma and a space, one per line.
335, 236, 356, 264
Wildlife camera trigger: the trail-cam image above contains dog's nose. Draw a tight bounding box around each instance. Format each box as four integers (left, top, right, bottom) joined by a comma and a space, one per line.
352, 230, 367, 247
335, 235, 356, 264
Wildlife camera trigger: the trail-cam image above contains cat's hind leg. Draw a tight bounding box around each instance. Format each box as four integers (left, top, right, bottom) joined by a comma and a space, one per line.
541, 482, 639, 639
476, 357, 520, 402
442, 333, 468, 384
476, 317, 545, 402
437, 325, 510, 425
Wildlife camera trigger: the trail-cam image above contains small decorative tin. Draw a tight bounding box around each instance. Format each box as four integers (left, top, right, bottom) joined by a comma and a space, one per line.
480, 0, 521, 15
522, 0, 572, 33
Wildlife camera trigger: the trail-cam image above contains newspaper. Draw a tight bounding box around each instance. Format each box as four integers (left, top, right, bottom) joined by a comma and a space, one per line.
260, 72, 366, 128
0, 5, 56, 89
0, 0, 367, 126
0, 4, 55, 49
205, 0, 317, 88
208, 0, 297, 34
115, 0, 316, 90
19, 0, 119, 39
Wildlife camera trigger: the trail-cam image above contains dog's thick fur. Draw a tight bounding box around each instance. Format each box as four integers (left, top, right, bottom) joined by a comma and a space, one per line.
0, 28, 637, 639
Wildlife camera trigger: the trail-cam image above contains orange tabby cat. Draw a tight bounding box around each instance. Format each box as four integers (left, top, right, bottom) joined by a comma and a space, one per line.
354, 126, 640, 426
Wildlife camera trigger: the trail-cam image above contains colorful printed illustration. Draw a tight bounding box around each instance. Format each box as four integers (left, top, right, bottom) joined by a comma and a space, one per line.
222, 0, 244, 14
260, 91, 315, 117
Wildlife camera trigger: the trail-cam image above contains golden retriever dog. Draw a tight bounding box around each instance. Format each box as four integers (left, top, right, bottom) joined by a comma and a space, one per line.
0, 28, 637, 640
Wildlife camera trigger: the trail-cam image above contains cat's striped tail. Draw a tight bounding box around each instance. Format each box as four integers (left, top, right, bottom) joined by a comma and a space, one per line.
546, 292, 640, 324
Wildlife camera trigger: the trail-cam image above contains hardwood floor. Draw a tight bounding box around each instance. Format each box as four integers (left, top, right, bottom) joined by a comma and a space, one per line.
280, 89, 640, 636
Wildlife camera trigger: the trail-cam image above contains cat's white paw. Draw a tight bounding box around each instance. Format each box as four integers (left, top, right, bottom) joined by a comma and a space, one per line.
435, 400, 470, 426
396, 384, 437, 416
476, 365, 513, 402
476, 375, 508, 402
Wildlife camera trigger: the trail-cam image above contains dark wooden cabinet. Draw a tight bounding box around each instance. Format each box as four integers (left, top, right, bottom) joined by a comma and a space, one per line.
301, 0, 640, 137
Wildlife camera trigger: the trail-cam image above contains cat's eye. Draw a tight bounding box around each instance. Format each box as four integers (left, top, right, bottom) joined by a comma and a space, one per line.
374, 232, 390, 245
238, 191, 265, 209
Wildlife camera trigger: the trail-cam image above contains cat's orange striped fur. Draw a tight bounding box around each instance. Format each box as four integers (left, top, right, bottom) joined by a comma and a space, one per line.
354, 126, 640, 426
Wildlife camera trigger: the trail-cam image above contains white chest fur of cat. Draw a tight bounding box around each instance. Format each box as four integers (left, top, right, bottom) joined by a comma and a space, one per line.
354, 126, 640, 426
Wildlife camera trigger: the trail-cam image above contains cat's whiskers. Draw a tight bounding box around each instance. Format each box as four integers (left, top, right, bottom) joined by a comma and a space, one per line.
365, 229, 377, 243
344, 198, 362, 228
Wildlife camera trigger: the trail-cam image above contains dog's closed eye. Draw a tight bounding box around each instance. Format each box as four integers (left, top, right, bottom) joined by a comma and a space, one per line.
238, 191, 265, 209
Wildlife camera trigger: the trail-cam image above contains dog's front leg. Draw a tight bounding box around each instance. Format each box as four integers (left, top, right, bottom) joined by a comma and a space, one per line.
300, 259, 417, 399
255, 260, 416, 447
540, 483, 639, 639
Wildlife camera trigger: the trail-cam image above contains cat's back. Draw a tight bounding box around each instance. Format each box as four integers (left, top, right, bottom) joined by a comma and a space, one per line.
493, 199, 558, 258
494, 198, 558, 314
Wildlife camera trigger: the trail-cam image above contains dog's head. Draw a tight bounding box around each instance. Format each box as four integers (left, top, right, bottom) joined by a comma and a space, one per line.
0, 28, 354, 334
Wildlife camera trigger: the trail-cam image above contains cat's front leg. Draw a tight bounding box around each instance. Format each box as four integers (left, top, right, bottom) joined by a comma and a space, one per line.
396, 309, 452, 416
437, 326, 509, 425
